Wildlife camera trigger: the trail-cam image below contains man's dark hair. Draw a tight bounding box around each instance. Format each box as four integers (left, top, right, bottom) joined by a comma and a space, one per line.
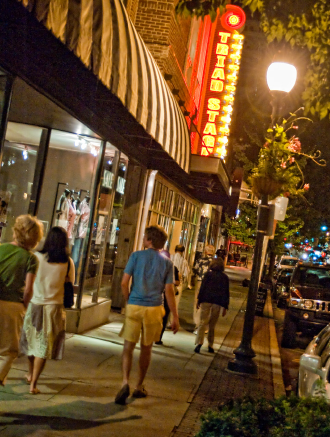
40, 226, 69, 263
209, 257, 224, 272
175, 244, 185, 253
145, 225, 168, 250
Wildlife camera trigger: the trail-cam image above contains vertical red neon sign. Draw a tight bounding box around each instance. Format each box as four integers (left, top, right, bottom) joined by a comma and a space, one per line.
199, 6, 245, 158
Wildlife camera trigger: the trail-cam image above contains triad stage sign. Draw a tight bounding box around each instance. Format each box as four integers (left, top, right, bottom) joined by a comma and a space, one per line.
198, 5, 245, 159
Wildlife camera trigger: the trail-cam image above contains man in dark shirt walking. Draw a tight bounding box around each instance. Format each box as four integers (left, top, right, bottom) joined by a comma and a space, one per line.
194, 257, 229, 354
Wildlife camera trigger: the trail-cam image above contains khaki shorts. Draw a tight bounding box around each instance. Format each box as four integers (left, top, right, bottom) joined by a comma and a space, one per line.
119, 304, 165, 346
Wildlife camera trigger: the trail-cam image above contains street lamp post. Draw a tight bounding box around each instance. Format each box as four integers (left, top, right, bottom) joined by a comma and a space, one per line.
228, 61, 297, 375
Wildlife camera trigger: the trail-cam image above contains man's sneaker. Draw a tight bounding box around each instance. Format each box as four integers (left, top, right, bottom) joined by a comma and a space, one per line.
208, 346, 214, 353
132, 386, 148, 398
115, 384, 130, 405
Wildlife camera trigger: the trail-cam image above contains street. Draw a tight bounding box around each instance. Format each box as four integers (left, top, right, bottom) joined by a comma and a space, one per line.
273, 305, 315, 396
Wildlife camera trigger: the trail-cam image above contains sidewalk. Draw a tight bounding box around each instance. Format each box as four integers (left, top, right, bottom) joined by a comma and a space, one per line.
0, 267, 284, 437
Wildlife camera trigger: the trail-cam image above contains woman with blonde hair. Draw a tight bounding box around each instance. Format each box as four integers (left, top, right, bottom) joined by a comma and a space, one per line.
0, 214, 43, 385
20, 226, 74, 394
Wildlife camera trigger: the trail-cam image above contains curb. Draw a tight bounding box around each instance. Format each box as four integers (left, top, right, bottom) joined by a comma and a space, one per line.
264, 291, 286, 397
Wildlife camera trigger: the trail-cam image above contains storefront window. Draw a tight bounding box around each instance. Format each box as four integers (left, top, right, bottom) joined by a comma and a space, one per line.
37, 130, 102, 291
152, 180, 161, 210
82, 146, 128, 301
160, 185, 168, 213
165, 190, 173, 215
0, 123, 42, 242
172, 193, 179, 217
177, 196, 185, 219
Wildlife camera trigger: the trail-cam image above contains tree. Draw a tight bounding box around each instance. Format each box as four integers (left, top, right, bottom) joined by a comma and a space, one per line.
175, 0, 330, 120
221, 201, 257, 245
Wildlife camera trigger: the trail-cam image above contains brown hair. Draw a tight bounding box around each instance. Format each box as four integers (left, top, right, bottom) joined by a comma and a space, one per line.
209, 257, 224, 272
145, 225, 168, 250
175, 244, 185, 253
13, 214, 44, 250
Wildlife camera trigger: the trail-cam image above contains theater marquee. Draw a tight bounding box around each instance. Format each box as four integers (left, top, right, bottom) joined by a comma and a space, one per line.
198, 5, 245, 159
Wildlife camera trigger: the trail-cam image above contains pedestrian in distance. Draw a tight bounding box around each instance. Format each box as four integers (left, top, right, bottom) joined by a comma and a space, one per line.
20, 227, 74, 394
155, 250, 180, 345
0, 214, 43, 386
194, 257, 229, 354
115, 225, 179, 405
192, 244, 215, 330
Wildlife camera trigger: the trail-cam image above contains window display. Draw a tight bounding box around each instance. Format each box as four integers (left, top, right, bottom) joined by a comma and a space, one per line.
0, 123, 42, 242
83, 145, 128, 301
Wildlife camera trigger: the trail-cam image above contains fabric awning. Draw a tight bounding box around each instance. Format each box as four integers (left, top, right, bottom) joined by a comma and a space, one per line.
18, 0, 190, 173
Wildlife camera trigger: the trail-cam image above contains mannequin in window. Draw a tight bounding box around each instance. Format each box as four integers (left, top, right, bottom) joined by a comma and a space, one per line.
67, 191, 77, 240
71, 197, 81, 242
56, 188, 70, 229
78, 195, 90, 239
71, 195, 91, 281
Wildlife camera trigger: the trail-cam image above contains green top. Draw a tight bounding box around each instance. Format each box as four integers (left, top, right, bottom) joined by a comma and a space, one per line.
0, 243, 38, 303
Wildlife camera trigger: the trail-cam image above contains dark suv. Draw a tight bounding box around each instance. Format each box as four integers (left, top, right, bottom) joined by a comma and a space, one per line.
281, 263, 330, 348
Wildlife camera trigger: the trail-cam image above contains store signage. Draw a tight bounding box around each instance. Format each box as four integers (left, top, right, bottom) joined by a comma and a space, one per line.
199, 5, 245, 158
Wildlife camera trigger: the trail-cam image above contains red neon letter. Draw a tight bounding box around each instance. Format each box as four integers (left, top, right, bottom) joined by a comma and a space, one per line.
218, 32, 231, 43
210, 80, 224, 92
203, 123, 217, 135
211, 68, 225, 80
216, 43, 229, 56
207, 98, 221, 110
206, 110, 219, 122
215, 56, 226, 68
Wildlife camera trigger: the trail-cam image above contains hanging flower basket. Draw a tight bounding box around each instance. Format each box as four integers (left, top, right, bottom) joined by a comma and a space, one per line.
251, 176, 283, 198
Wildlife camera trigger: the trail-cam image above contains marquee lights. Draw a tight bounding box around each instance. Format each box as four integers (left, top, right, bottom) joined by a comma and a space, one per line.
199, 7, 245, 159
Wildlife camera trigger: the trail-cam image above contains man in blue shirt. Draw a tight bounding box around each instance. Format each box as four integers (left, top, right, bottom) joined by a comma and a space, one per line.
115, 225, 179, 405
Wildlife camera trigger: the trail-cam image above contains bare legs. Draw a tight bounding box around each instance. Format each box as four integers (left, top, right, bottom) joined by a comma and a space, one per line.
137, 343, 152, 389
27, 355, 46, 393
121, 340, 153, 389
122, 340, 135, 386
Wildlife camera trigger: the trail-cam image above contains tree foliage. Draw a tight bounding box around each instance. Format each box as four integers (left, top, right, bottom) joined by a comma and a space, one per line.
222, 201, 257, 245
175, 0, 330, 120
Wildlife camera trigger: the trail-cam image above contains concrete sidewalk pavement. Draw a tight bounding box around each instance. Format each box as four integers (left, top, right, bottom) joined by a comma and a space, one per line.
0, 267, 284, 436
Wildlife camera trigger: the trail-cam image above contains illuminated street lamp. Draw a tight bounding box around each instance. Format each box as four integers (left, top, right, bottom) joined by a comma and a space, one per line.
267, 62, 297, 126
228, 61, 297, 375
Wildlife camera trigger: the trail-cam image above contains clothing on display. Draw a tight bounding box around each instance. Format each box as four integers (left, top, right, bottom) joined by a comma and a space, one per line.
67, 200, 76, 239
71, 195, 90, 282
77, 197, 90, 239
56, 189, 71, 229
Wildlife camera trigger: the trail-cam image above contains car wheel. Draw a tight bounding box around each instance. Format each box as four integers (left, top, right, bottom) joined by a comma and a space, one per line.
281, 312, 297, 348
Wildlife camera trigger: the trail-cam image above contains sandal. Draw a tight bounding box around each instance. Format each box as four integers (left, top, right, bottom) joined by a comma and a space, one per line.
29, 388, 41, 395
132, 386, 148, 398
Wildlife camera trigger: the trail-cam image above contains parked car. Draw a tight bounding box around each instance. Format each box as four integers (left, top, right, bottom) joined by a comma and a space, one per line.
276, 255, 299, 271
298, 323, 330, 399
281, 263, 330, 348
274, 268, 293, 308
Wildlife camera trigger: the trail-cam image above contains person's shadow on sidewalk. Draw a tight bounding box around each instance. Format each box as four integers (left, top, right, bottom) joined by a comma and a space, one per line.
0, 400, 141, 434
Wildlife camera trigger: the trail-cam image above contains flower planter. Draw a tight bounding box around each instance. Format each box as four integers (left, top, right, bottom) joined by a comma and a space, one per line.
252, 176, 283, 198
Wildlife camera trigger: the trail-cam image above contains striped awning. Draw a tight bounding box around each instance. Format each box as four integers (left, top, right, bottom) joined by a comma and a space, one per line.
18, 0, 190, 173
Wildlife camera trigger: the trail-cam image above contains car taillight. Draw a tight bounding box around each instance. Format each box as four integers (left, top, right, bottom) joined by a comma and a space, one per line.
291, 287, 302, 299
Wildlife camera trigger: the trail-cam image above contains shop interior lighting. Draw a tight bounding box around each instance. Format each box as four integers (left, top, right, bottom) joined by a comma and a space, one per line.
90, 146, 98, 157
107, 159, 112, 165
